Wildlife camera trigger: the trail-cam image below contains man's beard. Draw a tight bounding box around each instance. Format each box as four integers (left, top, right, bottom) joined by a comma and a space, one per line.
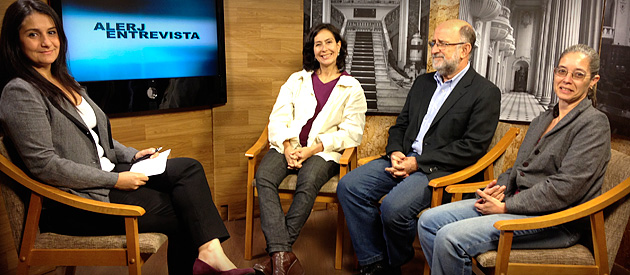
432, 53, 459, 77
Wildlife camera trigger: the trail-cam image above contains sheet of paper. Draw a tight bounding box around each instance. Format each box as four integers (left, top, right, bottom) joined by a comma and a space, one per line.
130, 149, 171, 176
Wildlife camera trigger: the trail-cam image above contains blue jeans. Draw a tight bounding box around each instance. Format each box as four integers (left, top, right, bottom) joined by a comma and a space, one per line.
418, 199, 581, 275
255, 149, 339, 253
337, 154, 431, 267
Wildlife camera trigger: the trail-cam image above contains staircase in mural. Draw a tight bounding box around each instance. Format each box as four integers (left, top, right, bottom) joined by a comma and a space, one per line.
345, 20, 403, 113
350, 31, 377, 111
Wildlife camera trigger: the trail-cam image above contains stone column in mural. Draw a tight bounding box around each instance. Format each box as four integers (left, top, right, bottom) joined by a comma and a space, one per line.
407, 0, 424, 77
580, 0, 603, 51
398, 0, 409, 67
547, 0, 582, 108
322, 0, 331, 23
488, 5, 512, 87
613, 0, 630, 45
459, 0, 473, 26
467, 0, 501, 77
540, 0, 561, 107
310, 0, 324, 27
498, 37, 514, 93
534, 2, 549, 101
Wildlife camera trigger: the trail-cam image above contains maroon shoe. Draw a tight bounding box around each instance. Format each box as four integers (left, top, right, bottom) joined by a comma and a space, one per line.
271, 252, 304, 275
193, 259, 255, 275
252, 256, 272, 275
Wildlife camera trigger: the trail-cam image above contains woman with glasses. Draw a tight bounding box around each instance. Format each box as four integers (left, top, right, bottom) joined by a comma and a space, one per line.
417, 44, 611, 275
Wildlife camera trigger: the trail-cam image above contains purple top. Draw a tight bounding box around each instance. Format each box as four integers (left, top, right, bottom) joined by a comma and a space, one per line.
299, 71, 350, 147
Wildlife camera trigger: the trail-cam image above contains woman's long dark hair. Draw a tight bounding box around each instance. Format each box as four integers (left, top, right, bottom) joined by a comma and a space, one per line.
302, 23, 347, 72
0, 0, 81, 105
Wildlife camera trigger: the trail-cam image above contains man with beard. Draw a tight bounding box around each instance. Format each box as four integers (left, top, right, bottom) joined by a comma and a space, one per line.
337, 19, 500, 275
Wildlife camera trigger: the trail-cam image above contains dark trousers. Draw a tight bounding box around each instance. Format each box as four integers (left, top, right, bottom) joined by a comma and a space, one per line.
255, 149, 338, 253
40, 158, 229, 274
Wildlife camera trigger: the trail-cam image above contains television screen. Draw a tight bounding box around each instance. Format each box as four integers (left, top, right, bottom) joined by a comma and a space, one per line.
49, 0, 226, 116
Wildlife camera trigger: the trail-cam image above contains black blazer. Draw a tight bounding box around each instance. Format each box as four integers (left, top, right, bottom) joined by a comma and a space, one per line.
386, 68, 501, 180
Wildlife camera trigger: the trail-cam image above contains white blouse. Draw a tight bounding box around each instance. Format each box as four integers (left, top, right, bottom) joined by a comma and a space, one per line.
76, 97, 116, 172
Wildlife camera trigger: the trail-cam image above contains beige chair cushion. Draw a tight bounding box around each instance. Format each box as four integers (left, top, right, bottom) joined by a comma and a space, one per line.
252, 174, 339, 194
602, 150, 630, 271
36, 232, 168, 254
476, 244, 595, 267
477, 150, 630, 270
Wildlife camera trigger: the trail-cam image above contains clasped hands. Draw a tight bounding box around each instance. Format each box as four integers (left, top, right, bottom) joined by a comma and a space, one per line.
284, 141, 323, 170
474, 180, 508, 215
114, 147, 160, 191
384, 151, 418, 178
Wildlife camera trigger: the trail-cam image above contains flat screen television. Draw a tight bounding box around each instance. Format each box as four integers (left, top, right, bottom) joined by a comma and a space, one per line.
49, 0, 226, 116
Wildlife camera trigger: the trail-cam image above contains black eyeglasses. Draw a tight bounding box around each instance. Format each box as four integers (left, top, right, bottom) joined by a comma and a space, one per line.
554, 67, 589, 80
428, 40, 467, 49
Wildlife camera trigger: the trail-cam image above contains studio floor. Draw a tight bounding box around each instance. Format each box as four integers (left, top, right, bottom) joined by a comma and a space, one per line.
43, 208, 426, 275
33, 208, 630, 275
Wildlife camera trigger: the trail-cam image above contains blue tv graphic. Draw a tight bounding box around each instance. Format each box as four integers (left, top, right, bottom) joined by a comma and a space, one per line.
60, 0, 219, 82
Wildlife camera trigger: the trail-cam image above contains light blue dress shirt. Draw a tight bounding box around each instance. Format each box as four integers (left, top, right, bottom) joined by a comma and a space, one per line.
411, 63, 471, 155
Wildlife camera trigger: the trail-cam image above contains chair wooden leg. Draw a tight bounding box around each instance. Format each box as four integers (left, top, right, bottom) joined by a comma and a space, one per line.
431, 187, 444, 207
125, 217, 142, 275
590, 211, 608, 275
16, 262, 29, 275
64, 266, 77, 275
17, 193, 44, 275
494, 231, 513, 275
244, 183, 255, 260
335, 206, 344, 269
472, 258, 488, 275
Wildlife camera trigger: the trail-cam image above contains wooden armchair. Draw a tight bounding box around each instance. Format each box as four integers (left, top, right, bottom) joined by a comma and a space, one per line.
244, 125, 357, 269
0, 136, 167, 275
357, 121, 524, 208
353, 119, 523, 274
445, 149, 630, 275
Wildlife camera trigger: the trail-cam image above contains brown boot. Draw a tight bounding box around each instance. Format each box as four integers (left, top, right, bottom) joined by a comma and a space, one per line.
252, 256, 272, 275
271, 251, 304, 275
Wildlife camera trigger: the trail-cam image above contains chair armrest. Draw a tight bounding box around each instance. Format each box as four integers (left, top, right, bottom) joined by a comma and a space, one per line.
494, 177, 630, 231
339, 147, 357, 178
245, 124, 269, 158
339, 147, 355, 166
0, 154, 145, 216
445, 181, 490, 194
358, 155, 381, 166
429, 127, 520, 188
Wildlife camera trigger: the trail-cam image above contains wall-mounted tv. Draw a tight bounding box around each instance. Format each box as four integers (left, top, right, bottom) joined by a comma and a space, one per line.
49, 0, 226, 116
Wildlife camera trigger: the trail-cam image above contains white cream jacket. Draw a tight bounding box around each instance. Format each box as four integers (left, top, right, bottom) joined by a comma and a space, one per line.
268, 70, 367, 163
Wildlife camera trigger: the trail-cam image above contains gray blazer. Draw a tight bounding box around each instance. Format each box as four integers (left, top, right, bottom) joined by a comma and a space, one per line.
0, 78, 138, 202
498, 98, 611, 215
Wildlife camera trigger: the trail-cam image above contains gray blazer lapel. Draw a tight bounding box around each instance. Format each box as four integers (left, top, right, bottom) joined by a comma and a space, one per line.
81, 93, 115, 150
49, 98, 90, 134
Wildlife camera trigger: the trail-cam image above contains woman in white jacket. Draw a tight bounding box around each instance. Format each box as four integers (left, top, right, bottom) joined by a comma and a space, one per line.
252, 23, 367, 275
